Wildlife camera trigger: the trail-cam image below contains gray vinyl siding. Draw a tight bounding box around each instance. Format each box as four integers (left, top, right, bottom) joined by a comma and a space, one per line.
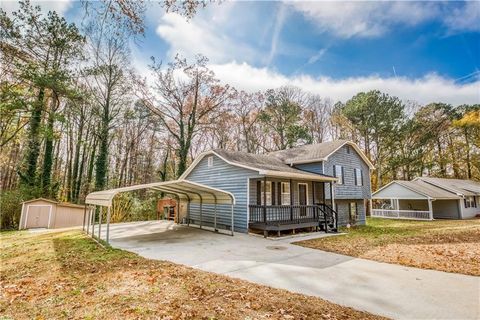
294, 163, 324, 175
335, 199, 366, 226
323, 145, 371, 200
432, 200, 461, 219
185, 154, 259, 233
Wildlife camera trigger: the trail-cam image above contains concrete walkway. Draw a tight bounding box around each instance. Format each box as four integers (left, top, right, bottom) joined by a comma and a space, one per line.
94, 221, 480, 320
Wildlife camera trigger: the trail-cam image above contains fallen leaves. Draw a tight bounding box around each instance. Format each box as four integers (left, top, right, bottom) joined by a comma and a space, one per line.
297, 219, 480, 276
0, 230, 384, 320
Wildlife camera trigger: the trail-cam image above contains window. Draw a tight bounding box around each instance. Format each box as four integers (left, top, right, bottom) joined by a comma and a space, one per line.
346, 145, 351, 154
465, 196, 477, 208
281, 182, 291, 205
260, 180, 272, 205
334, 165, 343, 184
355, 168, 363, 186
207, 156, 213, 167
349, 202, 358, 223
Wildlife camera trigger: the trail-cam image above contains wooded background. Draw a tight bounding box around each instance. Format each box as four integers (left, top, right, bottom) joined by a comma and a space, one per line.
1, 1, 478, 229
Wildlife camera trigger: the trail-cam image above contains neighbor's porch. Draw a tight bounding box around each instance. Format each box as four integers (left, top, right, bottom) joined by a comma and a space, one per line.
372, 198, 433, 220
248, 177, 338, 236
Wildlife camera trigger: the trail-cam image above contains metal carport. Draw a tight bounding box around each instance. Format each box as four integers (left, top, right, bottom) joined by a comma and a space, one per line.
84, 180, 236, 243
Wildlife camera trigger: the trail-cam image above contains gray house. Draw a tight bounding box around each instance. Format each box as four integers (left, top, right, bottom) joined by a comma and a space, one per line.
372, 177, 480, 220
181, 140, 374, 235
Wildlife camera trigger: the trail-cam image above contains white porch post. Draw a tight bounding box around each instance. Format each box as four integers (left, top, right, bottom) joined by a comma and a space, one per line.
428, 198, 433, 220
331, 182, 335, 209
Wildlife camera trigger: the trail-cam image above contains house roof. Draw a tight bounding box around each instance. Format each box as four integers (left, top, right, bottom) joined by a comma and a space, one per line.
180, 149, 337, 182
269, 140, 375, 169
373, 178, 480, 200
395, 180, 460, 199
415, 177, 480, 197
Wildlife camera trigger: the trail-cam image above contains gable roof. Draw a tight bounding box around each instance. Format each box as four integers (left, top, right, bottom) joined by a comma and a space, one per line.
414, 177, 480, 197
269, 140, 375, 169
180, 149, 337, 182
22, 198, 58, 205
373, 180, 461, 200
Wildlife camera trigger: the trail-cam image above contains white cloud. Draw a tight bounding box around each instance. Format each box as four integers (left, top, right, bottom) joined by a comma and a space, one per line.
2, 0, 73, 16
155, 12, 257, 64
443, 1, 480, 33
289, 1, 439, 38
210, 61, 480, 105
289, 1, 480, 38
307, 48, 327, 65
266, 3, 287, 66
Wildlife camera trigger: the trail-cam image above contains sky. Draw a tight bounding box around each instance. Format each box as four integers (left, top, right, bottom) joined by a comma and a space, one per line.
3, 0, 480, 105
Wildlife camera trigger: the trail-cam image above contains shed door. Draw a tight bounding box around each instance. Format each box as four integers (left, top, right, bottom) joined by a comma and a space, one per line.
25, 206, 50, 228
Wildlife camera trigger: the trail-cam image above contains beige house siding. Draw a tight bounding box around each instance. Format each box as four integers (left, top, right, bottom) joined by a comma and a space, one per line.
19, 199, 88, 230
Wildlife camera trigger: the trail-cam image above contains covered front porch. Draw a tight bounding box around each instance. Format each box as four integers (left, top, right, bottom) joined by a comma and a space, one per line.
248, 174, 338, 236
371, 198, 433, 220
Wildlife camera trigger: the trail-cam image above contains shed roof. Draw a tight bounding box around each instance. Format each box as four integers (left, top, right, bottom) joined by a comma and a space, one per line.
22, 198, 58, 204
21, 198, 85, 208
85, 179, 235, 207
415, 177, 480, 196
373, 180, 461, 200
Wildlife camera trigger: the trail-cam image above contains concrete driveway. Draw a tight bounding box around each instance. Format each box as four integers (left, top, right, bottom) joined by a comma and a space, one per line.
97, 221, 479, 320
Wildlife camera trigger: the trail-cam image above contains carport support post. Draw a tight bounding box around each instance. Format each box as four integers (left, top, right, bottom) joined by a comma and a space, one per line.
428, 198, 433, 220
98, 206, 103, 240
106, 205, 111, 244
199, 198, 203, 229
187, 199, 190, 226
214, 202, 218, 232
91, 205, 96, 236
86, 206, 90, 234
230, 204, 234, 236
83, 203, 87, 231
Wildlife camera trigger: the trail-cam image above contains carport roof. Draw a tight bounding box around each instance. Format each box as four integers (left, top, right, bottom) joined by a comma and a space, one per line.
85, 180, 235, 207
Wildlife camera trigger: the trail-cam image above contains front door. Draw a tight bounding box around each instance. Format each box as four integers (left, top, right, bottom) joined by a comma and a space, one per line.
298, 183, 307, 216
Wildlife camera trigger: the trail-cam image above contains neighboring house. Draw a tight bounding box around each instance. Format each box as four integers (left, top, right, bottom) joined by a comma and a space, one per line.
180, 140, 374, 235
372, 177, 480, 220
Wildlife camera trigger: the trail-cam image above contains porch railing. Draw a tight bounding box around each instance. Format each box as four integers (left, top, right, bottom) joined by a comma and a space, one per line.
249, 204, 337, 230
249, 205, 319, 223
372, 209, 432, 220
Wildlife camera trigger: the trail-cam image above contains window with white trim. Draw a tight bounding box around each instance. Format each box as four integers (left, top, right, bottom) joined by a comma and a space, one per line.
281, 182, 291, 205
207, 156, 213, 167
354, 168, 363, 186
464, 196, 477, 208
334, 165, 343, 184
260, 180, 272, 205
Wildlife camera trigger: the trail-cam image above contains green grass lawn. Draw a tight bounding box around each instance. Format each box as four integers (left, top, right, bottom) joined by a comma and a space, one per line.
296, 218, 480, 276
0, 230, 383, 320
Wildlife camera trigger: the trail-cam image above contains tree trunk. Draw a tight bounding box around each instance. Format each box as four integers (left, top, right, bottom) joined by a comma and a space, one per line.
41, 107, 55, 197
20, 88, 45, 186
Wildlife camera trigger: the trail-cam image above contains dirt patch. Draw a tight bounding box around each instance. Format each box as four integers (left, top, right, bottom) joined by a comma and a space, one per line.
296, 218, 480, 276
0, 230, 385, 320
